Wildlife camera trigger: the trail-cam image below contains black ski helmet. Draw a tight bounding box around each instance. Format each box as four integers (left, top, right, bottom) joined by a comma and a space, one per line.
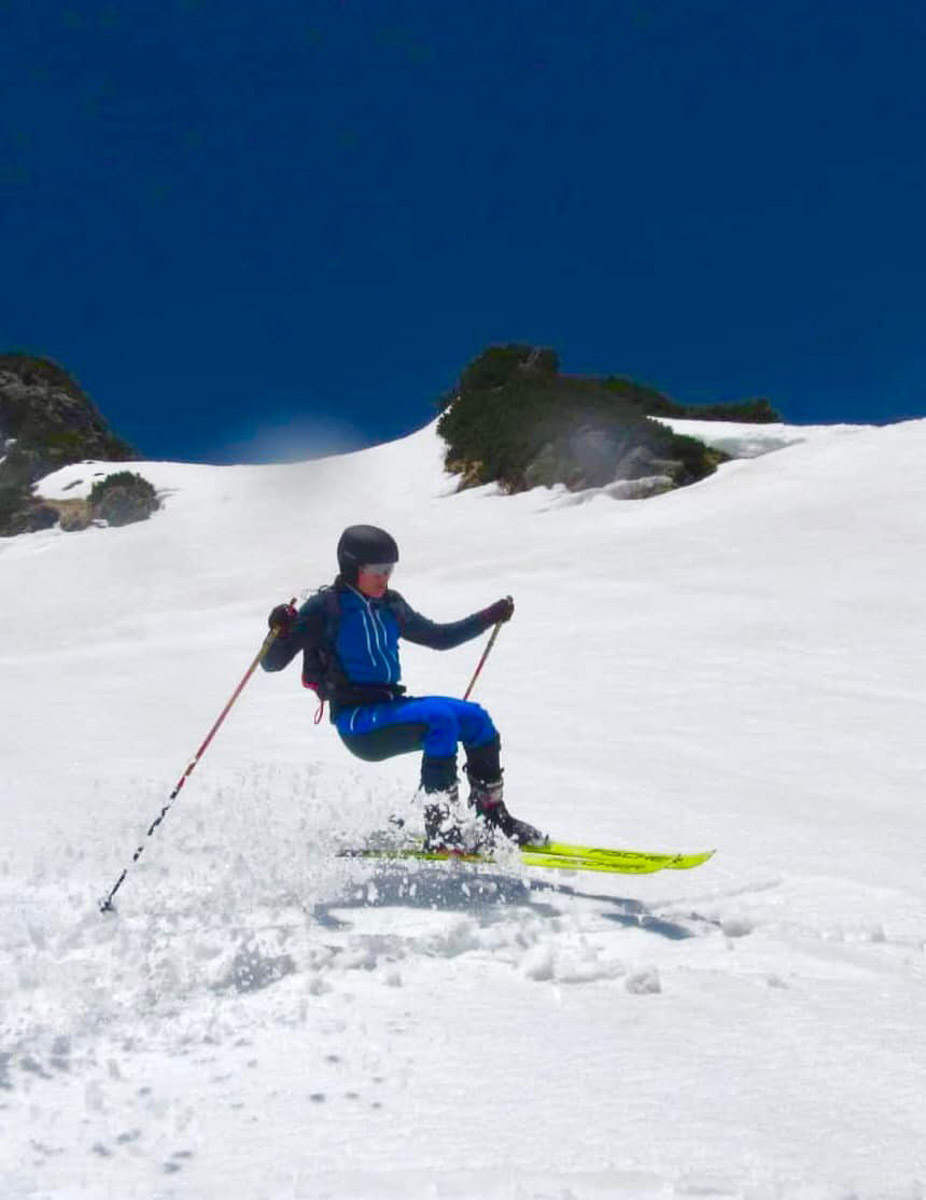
336, 525, 399, 584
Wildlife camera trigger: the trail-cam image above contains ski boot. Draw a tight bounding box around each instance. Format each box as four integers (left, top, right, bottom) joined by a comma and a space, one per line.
466, 773, 546, 848
464, 737, 546, 848
420, 754, 467, 851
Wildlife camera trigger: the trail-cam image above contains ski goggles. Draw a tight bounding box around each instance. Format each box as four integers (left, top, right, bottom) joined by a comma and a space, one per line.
360, 562, 395, 577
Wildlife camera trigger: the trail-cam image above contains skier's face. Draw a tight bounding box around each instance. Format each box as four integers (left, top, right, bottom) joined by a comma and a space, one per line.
356, 562, 394, 599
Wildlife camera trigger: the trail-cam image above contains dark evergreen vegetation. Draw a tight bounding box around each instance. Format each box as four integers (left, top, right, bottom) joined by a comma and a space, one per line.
88, 471, 160, 527
437, 345, 780, 496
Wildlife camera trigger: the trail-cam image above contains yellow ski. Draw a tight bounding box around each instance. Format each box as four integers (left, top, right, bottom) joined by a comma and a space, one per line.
340, 842, 715, 875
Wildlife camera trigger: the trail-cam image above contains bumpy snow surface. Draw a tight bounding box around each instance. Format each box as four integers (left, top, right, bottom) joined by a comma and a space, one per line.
2, 418, 925, 1199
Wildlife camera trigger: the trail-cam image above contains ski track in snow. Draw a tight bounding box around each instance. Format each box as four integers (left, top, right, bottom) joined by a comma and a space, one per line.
2, 419, 925, 1198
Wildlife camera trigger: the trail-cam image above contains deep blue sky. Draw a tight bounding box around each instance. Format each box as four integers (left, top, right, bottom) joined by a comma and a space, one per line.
2, 1, 925, 463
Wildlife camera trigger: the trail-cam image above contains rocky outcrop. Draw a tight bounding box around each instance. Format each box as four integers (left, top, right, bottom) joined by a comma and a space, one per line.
0, 354, 139, 535
438, 345, 736, 497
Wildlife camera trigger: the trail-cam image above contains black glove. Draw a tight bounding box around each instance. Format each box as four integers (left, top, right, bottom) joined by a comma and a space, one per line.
268, 602, 298, 634
482, 595, 514, 625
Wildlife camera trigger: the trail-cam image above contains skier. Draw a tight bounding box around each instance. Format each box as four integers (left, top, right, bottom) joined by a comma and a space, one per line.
262, 524, 545, 849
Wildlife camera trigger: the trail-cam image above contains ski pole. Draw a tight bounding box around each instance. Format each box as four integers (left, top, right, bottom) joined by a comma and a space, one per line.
99, 603, 295, 914
463, 620, 504, 701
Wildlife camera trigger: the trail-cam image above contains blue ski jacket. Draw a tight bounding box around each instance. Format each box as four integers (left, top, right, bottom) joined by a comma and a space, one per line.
261, 581, 493, 716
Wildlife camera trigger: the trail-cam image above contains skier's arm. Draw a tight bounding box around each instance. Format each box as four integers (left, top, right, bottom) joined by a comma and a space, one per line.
390, 592, 510, 651
261, 599, 323, 672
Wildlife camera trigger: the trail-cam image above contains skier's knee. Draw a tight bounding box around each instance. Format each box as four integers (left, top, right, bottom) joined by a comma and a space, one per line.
426, 704, 460, 741
461, 705, 498, 752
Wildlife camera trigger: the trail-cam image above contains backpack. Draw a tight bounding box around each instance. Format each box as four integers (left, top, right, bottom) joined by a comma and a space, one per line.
300, 586, 342, 697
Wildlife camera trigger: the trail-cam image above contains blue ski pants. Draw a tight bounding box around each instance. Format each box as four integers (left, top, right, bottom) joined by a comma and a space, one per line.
335, 695, 498, 762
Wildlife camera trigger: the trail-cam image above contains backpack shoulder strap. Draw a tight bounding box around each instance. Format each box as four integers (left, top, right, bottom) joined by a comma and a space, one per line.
321, 585, 341, 647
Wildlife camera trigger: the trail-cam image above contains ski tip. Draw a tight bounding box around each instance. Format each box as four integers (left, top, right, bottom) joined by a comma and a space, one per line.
692, 849, 716, 868
669, 848, 716, 867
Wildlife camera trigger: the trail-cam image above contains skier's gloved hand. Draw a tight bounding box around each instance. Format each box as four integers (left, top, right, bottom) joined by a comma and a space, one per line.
482, 596, 514, 625
268, 602, 298, 634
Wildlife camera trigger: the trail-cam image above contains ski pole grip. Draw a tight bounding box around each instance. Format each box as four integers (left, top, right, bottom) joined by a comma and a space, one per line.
268, 596, 299, 638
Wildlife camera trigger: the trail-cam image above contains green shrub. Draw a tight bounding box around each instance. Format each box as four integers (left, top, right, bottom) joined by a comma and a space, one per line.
457, 344, 559, 393
690, 398, 779, 423
437, 346, 736, 495
89, 472, 159, 527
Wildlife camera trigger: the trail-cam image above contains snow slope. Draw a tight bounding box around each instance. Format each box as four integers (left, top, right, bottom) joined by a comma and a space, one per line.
1, 418, 924, 1199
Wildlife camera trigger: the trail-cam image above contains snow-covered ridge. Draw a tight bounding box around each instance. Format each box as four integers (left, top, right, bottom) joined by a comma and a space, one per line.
32, 413, 865, 512
663, 415, 867, 458
3, 415, 926, 1198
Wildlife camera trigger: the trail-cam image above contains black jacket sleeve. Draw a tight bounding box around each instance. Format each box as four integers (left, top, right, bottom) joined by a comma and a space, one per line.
389, 591, 491, 651
261, 596, 326, 673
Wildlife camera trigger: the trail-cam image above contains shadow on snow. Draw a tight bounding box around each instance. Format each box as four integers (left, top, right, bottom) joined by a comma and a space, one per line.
313, 863, 701, 941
